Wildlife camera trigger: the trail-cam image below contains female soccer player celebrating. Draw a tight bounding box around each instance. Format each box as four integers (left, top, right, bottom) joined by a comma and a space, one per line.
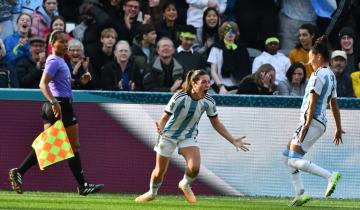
9, 30, 102, 196
283, 35, 344, 207
135, 69, 250, 203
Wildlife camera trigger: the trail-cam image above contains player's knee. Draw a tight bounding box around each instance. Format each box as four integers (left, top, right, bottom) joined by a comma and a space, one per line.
288, 158, 308, 171
187, 166, 200, 176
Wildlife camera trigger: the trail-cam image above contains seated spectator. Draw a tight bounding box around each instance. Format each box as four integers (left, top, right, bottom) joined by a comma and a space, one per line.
252, 37, 291, 84
156, 1, 181, 46
4, 13, 32, 87
237, 63, 277, 95
278, 0, 316, 50
101, 40, 142, 91
195, 7, 220, 55
31, 0, 58, 38
277, 62, 307, 96
288, 23, 318, 79
207, 21, 251, 94
174, 25, 204, 75
351, 70, 360, 98
46, 16, 73, 56
16, 36, 46, 88
142, 0, 167, 27
142, 37, 184, 92
67, 39, 92, 90
335, 27, 360, 80
330, 50, 354, 97
87, 27, 117, 89
117, 0, 142, 44
0, 37, 10, 87
71, 7, 94, 42
132, 23, 157, 74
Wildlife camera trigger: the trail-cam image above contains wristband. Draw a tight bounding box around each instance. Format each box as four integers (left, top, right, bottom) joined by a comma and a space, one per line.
50, 98, 58, 105
217, 83, 224, 88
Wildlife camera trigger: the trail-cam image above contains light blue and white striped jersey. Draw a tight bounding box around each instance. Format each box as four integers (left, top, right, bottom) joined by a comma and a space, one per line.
163, 91, 218, 140
300, 67, 337, 125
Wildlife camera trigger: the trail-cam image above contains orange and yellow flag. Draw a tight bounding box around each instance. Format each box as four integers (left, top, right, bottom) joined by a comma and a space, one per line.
32, 120, 74, 170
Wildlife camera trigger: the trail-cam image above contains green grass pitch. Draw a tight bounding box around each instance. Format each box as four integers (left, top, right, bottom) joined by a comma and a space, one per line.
0, 191, 359, 210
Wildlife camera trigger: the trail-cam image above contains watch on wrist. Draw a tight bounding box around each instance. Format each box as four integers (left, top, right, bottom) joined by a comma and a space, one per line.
50, 98, 58, 105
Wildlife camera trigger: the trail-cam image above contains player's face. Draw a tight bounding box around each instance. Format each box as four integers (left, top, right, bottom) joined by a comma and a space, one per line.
52, 33, 68, 56
192, 75, 210, 98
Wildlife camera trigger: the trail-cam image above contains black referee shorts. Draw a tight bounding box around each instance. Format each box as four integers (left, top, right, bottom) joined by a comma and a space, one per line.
42, 97, 78, 127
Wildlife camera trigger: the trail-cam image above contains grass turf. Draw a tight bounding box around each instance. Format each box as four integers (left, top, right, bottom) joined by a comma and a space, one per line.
0, 191, 359, 210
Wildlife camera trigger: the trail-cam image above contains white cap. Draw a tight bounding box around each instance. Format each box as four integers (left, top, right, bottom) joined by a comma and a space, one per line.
331, 50, 347, 60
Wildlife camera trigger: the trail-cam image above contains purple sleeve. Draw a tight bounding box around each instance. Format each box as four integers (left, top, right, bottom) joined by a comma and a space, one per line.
44, 56, 58, 77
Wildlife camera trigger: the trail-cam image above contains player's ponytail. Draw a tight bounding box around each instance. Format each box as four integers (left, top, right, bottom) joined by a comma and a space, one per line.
311, 35, 330, 62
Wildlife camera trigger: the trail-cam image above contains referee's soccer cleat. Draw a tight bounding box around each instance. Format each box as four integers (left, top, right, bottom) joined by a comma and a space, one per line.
9, 168, 23, 194
325, 172, 341, 197
77, 182, 104, 196
178, 180, 196, 203
288, 192, 311, 206
135, 191, 156, 203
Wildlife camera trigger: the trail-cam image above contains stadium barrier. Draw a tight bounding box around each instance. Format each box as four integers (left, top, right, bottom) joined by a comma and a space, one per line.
0, 89, 359, 198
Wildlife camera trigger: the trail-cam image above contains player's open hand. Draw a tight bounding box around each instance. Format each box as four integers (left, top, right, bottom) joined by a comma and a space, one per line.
233, 136, 250, 152
333, 129, 345, 145
297, 126, 309, 143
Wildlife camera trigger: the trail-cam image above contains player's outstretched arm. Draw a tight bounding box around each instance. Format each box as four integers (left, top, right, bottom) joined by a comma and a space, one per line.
330, 98, 344, 145
209, 116, 250, 152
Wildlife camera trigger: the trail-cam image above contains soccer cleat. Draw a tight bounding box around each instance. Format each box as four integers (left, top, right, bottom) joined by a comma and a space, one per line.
288, 192, 311, 206
178, 180, 196, 203
135, 191, 156, 203
325, 172, 341, 197
77, 182, 104, 196
9, 168, 23, 194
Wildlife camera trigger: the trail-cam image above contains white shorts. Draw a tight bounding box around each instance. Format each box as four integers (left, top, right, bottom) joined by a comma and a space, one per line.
290, 119, 326, 154
154, 135, 199, 158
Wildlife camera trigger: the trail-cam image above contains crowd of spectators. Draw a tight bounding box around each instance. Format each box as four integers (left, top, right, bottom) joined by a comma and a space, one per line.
0, 0, 359, 97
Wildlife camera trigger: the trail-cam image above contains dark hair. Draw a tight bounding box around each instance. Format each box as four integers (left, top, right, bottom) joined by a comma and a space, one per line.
124, 0, 140, 6
48, 30, 65, 45
201, 7, 220, 46
50, 16, 66, 32
286, 62, 306, 84
162, 0, 176, 13
295, 23, 318, 49
183, 69, 209, 94
310, 35, 331, 62
137, 23, 156, 41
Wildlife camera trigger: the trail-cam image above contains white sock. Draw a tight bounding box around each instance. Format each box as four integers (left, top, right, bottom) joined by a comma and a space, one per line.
283, 156, 304, 197
149, 181, 162, 195
181, 174, 196, 186
288, 158, 332, 179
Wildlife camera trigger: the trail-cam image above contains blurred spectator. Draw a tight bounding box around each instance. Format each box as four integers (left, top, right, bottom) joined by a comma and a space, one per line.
235, 0, 278, 50
224, 0, 237, 22
174, 25, 204, 76
142, 37, 184, 92
195, 7, 220, 55
288, 23, 318, 79
330, 50, 354, 97
4, 13, 32, 87
119, 0, 142, 44
21, 0, 43, 15
173, 0, 188, 25
142, 0, 167, 27
67, 39, 93, 90
46, 16, 73, 56
71, 6, 95, 42
335, 26, 360, 79
186, 0, 226, 50
278, 0, 316, 50
12, 0, 22, 32
277, 62, 307, 96
0, 0, 15, 39
237, 63, 277, 95
101, 40, 142, 91
351, 70, 360, 98
16, 36, 46, 88
87, 27, 117, 89
132, 23, 157, 74
31, 0, 58, 38
252, 37, 291, 83
0, 37, 10, 87
208, 21, 250, 94
156, 1, 181, 46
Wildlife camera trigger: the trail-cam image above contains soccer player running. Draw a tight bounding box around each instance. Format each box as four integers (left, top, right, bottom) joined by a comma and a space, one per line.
135, 69, 250, 203
282, 35, 344, 207
9, 30, 103, 196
